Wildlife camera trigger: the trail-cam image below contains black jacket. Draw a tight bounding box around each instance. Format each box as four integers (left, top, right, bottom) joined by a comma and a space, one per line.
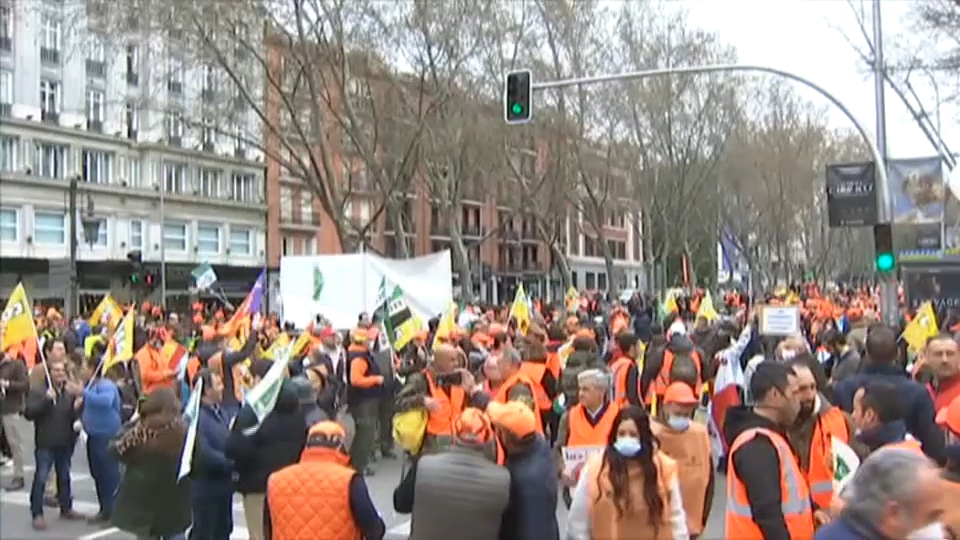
723, 406, 795, 539
23, 384, 80, 449
225, 381, 307, 494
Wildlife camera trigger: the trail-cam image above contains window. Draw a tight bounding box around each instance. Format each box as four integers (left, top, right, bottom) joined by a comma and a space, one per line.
127, 157, 141, 186
234, 125, 247, 157
125, 45, 139, 84
41, 15, 61, 51
129, 219, 143, 249
197, 168, 220, 198
196, 223, 220, 254
304, 238, 317, 255
124, 102, 139, 139
228, 227, 252, 255
162, 222, 188, 251
230, 173, 256, 202
0, 5, 12, 46
0, 136, 17, 172
0, 208, 17, 242
164, 111, 183, 143
201, 121, 216, 150
82, 150, 113, 184
279, 186, 292, 219
300, 190, 313, 222
40, 79, 60, 114
0, 69, 11, 105
34, 142, 66, 179
88, 34, 105, 62
33, 211, 65, 244
203, 65, 216, 93
167, 55, 183, 93
281, 236, 290, 256
162, 162, 187, 194
85, 90, 104, 123
90, 218, 107, 247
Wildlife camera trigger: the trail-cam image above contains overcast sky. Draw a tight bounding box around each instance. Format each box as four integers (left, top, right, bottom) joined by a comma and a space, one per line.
677, 0, 956, 161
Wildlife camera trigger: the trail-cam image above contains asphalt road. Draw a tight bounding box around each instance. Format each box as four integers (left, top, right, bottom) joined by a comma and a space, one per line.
1, 416, 727, 539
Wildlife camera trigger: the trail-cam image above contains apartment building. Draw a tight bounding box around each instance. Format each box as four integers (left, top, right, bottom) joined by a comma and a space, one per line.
0, 0, 267, 306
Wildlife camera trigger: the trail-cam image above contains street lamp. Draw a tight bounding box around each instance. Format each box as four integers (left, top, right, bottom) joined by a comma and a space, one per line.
67, 176, 103, 318
80, 194, 103, 249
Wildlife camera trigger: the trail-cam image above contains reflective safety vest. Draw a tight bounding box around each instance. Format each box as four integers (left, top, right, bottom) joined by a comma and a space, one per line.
567, 402, 619, 447
519, 361, 551, 411
609, 356, 637, 406
806, 407, 849, 510
648, 349, 702, 402
494, 371, 544, 434
424, 371, 466, 437
726, 427, 815, 540
882, 438, 923, 454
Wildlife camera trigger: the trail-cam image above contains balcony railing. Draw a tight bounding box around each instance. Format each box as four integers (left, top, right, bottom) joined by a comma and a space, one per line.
85, 59, 106, 78
500, 229, 520, 242
166, 135, 182, 147
462, 224, 482, 237
41, 110, 59, 125
40, 47, 61, 65
281, 213, 322, 227
167, 80, 183, 95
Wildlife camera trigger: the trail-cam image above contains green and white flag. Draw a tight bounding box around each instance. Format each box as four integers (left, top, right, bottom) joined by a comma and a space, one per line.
374, 277, 418, 350
241, 342, 293, 436
177, 377, 204, 481
832, 435, 860, 496
191, 263, 218, 291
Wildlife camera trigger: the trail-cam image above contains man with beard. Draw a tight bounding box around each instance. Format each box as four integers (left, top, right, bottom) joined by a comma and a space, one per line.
786, 358, 856, 514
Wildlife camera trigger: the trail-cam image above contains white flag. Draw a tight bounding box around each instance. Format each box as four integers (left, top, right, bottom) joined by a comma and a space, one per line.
832, 435, 860, 496
177, 377, 203, 481
241, 342, 292, 436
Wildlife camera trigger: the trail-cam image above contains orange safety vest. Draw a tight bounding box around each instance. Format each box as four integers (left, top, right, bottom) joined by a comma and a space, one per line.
609, 356, 637, 406
567, 402, 619, 447
806, 407, 849, 510
726, 427, 815, 540
424, 371, 466, 437
208, 351, 245, 402
494, 371, 544, 434
518, 361, 551, 411
648, 349, 702, 402
882, 438, 923, 454
266, 450, 361, 540
495, 438, 506, 466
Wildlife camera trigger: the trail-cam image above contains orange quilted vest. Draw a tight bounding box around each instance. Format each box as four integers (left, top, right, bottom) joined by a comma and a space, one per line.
266, 448, 360, 540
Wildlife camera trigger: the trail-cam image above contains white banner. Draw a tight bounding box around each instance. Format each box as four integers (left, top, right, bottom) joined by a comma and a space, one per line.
279, 251, 453, 329
562, 446, 604, 476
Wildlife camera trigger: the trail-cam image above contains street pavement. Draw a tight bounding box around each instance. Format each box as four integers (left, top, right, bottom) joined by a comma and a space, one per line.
1, 416, 726, 539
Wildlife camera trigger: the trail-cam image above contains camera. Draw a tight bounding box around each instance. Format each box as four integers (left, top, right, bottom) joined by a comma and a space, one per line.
436, 371, 463, 386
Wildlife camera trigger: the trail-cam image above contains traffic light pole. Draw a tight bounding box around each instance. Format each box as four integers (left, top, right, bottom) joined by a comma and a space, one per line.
528, 63, 897, 323
68, 175, 79, 319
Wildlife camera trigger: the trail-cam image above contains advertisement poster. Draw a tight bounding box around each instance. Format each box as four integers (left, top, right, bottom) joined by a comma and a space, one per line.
888, 157, 947, 260
825, 162, 878, 227
902, 264, 960, 319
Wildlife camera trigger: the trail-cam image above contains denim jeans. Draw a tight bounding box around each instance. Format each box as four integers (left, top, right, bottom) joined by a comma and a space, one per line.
29, 446, 73, 518
86, 433, 120, 517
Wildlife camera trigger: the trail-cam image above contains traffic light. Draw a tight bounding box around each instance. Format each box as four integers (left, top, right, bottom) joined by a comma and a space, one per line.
873, 223, 896, 273
126, 250, 143, 286
504, 70, 532, 124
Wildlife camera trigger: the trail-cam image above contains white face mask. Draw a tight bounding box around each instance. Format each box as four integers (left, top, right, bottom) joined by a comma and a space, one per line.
907, 522, 944, 540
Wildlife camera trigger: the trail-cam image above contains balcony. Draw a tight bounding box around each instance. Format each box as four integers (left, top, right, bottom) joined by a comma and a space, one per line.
462, 224, 483, 237
40, 47, 61, 65
0, 36, 11, 52
86, 119, 103, 133
234, 146, 246, 160
41, 110, 59, 125
0, 103, 10, 118
280, 212, 322, 231
500, 229, 520, 243
85, 59, 106, 78
167, 80, 183, 95
202, 141, 215, 153
126, 71, 138, 86
126, 128, 138, 141
167, 135, 182, 147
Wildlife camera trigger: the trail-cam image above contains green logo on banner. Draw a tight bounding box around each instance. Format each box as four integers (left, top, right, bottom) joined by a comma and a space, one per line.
313, 266, 324, 301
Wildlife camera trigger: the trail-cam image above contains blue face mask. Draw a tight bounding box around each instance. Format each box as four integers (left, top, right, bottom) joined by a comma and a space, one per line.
613, 437, 643, 457
666, 416, 691, 432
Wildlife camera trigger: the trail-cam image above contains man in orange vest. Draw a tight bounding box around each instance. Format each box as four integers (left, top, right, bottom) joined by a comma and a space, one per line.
725, 361, 817, 539
492, 347, 543, 433
786, 361, 853, 512
607, 332, 643, 407
345, 327, 383, 476
264, 421, 385, 540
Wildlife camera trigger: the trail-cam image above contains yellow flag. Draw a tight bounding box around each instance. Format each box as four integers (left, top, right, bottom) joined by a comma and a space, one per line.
291, 331, 312, 358
102, 307, 135, 374
1, 283, 37, 351
664, 292, 679, 315
509, 285, 532, 335
903, 301, 938, 353
87, 294, 123, 330
698, 291, 720, 322
263, 333, 292, 360
565, 286, 579, 313
432, 302, 457, 350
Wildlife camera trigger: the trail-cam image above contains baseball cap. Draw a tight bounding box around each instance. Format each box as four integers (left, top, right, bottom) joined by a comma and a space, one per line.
663, 382, 699, 405
317, 326, 336, 339
936, 394, 960, 435
487, 401, 537, 438
453, 408, 492, 444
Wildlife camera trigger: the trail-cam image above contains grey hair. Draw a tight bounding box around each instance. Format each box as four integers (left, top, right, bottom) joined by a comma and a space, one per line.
840, 447, 934, 522
502, 347, 522, 365
576, 369, 610, 391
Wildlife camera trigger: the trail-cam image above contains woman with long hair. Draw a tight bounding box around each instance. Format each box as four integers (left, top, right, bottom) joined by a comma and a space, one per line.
565, 405, 689, 540
111, 388, 192, 540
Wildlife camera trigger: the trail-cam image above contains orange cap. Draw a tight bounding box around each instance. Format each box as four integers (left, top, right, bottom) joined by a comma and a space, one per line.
453, 408, 492, 444
487, 401, 537, 438
663, 382, 699, 405
936, 394, 960, 436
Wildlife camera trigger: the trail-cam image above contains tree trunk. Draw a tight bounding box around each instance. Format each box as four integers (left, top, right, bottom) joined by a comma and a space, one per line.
448, 218, 475, 303
552, 242, 573, 290
389, 199, 411, 259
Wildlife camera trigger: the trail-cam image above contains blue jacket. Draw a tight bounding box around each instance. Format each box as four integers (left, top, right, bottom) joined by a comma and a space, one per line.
81, 378, 122, 437
193, 403, 234, 498
500, 435, 559, 540
833, 363, 945, 463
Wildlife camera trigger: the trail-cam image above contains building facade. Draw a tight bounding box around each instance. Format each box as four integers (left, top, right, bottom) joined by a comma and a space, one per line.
0, 1, 266, 310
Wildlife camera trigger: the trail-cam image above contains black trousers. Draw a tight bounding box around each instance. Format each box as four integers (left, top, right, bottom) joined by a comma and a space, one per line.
189, 494, 233, 540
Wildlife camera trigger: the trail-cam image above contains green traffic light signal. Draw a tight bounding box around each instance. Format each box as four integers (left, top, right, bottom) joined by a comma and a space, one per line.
876, 252, 895, 272
511, 103, 523, 115
129, 274, 139, 284
504, 70, 532, 124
